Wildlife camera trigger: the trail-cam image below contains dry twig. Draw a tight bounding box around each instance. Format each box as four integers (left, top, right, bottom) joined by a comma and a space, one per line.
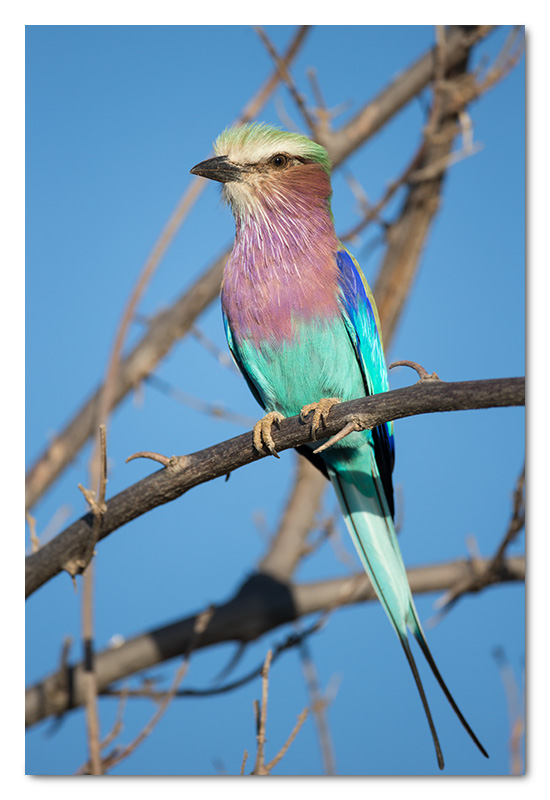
249, 650, 308, 775
76, 606, 214, 774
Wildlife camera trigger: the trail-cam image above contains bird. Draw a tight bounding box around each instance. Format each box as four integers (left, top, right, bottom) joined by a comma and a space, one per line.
190, 122, 488, 770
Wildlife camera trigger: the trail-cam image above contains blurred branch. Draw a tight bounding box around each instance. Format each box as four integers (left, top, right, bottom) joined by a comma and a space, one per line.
25, 25, 500, 512
25, 25, 312, 512
145, 373, 257, 428
371, 29, 523, 348
258, 455, 327, 582
76, 606, 214, 774
25, 376, 524, 598
78, 423, 108, 775
252, 650, 271, 774
299, 635, 338, 774
320, 26, 495, 166
373, 31, 472, 346
446, 26, 525, 113
26, 512, 40, 553
254, 27, 318, 135
492, 647, 525, 776
25, 554, 525, 728
189, 325, 240, 374
434, 462, 525, 617
100, 618, 326, 701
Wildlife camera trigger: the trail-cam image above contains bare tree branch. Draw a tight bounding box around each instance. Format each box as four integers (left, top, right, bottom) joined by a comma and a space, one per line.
25, 376, 524, 599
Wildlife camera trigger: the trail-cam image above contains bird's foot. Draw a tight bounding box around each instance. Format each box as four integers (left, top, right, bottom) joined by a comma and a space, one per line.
300, 397, 341, 441
253, 411, 285, 458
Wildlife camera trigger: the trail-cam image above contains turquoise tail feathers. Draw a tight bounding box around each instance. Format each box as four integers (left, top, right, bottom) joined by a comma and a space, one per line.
328, 454, 488, 769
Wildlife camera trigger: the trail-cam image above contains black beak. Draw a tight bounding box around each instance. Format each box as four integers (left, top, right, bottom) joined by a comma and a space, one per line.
190, 155, 243, 184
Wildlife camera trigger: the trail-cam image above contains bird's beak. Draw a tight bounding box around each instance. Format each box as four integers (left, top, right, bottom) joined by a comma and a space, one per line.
190, 155, 243, 183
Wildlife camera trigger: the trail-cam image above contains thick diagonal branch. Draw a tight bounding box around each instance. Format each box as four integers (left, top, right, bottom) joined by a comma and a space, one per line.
374, 30, 474, 345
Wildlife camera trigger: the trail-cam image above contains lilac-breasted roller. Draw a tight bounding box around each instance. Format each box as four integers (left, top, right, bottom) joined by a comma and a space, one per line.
191, 123, 487, 770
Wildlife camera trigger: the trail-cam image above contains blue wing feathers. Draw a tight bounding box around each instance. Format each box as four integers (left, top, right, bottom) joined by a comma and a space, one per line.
335, 249, 395, 517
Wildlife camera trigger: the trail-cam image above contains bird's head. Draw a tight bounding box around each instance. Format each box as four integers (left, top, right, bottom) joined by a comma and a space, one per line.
190, 123, 333, 223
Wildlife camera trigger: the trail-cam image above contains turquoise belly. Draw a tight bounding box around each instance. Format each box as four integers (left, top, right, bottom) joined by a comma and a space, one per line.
236, 316, 366, 418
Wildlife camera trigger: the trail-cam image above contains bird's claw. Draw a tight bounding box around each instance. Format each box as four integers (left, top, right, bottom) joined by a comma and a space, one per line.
253, 411, 285, 457
300, 397, 341, 441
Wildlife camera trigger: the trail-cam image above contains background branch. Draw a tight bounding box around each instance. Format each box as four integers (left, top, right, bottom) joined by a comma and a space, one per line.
25, 26, 312, 512
25, 554, 525, 728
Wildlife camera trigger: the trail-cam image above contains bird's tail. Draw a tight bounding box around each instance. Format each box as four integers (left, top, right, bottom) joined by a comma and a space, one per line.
328, 456, 488, 769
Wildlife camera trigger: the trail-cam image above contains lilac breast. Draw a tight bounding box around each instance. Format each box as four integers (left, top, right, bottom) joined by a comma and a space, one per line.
222, 184, 341, 347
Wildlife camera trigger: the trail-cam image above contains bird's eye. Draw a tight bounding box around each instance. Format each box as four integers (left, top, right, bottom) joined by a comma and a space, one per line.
270, 154, 289, 169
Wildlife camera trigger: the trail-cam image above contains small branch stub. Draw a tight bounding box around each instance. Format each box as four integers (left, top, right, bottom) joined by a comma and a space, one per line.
389, 359, 441, 382
126, 451, 187, 471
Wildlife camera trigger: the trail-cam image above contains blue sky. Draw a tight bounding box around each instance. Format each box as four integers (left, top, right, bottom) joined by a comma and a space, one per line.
25, 25, 525, 779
